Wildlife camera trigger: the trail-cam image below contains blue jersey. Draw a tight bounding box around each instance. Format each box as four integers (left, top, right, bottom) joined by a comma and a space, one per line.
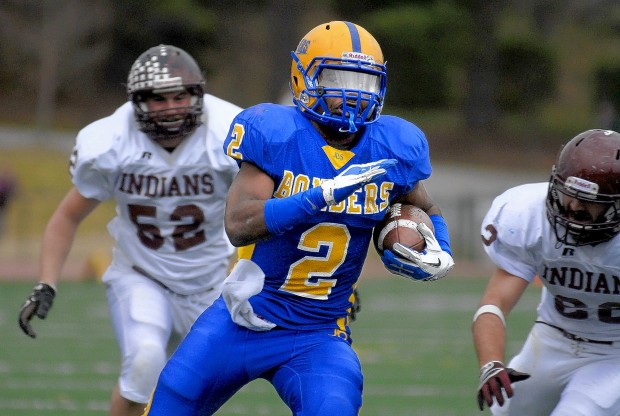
224, 104, 431, 331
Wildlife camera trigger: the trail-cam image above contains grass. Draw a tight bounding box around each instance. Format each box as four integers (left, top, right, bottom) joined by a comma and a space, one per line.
0, 275, 541, 415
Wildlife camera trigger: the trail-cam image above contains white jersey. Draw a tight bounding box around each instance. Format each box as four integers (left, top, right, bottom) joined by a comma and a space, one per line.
70, 94, 242, 295
481, 182, 620, 342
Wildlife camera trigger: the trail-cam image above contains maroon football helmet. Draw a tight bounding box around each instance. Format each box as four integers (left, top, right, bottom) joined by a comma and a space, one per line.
127, 45, 205, 140
546, 129, 620, 246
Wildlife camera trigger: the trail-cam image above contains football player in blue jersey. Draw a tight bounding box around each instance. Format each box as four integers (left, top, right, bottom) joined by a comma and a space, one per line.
143, 21, 455, 416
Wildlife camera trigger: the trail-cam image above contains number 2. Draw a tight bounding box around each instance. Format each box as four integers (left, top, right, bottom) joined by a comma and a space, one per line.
226, 123, 245, 160
280, 223, 350, 300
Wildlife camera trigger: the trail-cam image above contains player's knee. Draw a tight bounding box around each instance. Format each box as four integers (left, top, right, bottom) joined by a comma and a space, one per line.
312, 393, 360, 416
300, 374, 362, 416
123, 343, 167, 403
155, 357, 207, 404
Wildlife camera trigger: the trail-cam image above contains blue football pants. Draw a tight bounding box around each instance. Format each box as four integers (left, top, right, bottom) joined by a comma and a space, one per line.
143, 297, 363, 415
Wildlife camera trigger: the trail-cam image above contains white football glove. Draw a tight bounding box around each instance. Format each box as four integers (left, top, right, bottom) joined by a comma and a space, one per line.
321, 159, 397, 205
389, 222, 455, 281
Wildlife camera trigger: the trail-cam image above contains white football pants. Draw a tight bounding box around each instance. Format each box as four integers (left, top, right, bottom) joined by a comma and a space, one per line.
492, 323, 620, 416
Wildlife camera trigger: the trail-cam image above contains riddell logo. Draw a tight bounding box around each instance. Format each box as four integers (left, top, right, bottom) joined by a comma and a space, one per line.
342, 52, 374, 62
565, 176, 599, 195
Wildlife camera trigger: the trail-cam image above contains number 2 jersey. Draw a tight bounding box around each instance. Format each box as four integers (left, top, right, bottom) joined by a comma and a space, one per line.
482, 182, 620, 342
223, 103, 432, 332
70, 95, 242, 295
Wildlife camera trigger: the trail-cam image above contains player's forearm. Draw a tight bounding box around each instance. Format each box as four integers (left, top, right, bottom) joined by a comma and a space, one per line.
226, 186, 326, 246
263, 186, 325, 235
472, 315, 507, 366
225, 200, 272, 247
38, 213, 81, 286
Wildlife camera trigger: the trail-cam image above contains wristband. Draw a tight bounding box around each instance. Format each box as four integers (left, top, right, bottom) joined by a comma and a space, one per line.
473, 304, 506, 327
429, 214, 451, 255
264, 186, 327, 235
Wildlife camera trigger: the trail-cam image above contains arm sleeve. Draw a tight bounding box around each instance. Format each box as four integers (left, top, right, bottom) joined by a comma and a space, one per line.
264, 186, 326, 235
430, 214, 451, 255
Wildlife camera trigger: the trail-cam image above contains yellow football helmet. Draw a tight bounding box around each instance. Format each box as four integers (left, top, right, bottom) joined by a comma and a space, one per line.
290, 21, 387, 133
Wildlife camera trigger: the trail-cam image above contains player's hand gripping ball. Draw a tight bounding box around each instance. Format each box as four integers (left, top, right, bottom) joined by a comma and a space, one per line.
373, 203, 435, 255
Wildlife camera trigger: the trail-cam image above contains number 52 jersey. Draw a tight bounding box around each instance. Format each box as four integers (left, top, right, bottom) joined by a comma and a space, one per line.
70, 95, 242, 295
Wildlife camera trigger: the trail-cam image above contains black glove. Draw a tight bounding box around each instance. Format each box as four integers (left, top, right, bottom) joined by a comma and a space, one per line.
477, 360, 530, 410
18, 283, 56, 338
348, 288, 361, 322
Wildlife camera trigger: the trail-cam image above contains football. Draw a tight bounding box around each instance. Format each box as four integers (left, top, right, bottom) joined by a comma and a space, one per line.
373, 203, 435, 255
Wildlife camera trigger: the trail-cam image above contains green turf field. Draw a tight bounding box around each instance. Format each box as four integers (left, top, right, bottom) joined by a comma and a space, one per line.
0, 276, 541, 415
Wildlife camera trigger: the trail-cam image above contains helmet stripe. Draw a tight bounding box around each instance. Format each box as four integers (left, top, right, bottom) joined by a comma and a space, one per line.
344, 21, 361, 52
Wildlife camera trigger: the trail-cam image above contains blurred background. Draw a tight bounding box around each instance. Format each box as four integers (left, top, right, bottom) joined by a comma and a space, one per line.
0, 0, 619, 279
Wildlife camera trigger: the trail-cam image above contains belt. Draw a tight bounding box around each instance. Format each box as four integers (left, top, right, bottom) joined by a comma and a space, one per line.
536, 321, 613, 345
132, 265, 173, 291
